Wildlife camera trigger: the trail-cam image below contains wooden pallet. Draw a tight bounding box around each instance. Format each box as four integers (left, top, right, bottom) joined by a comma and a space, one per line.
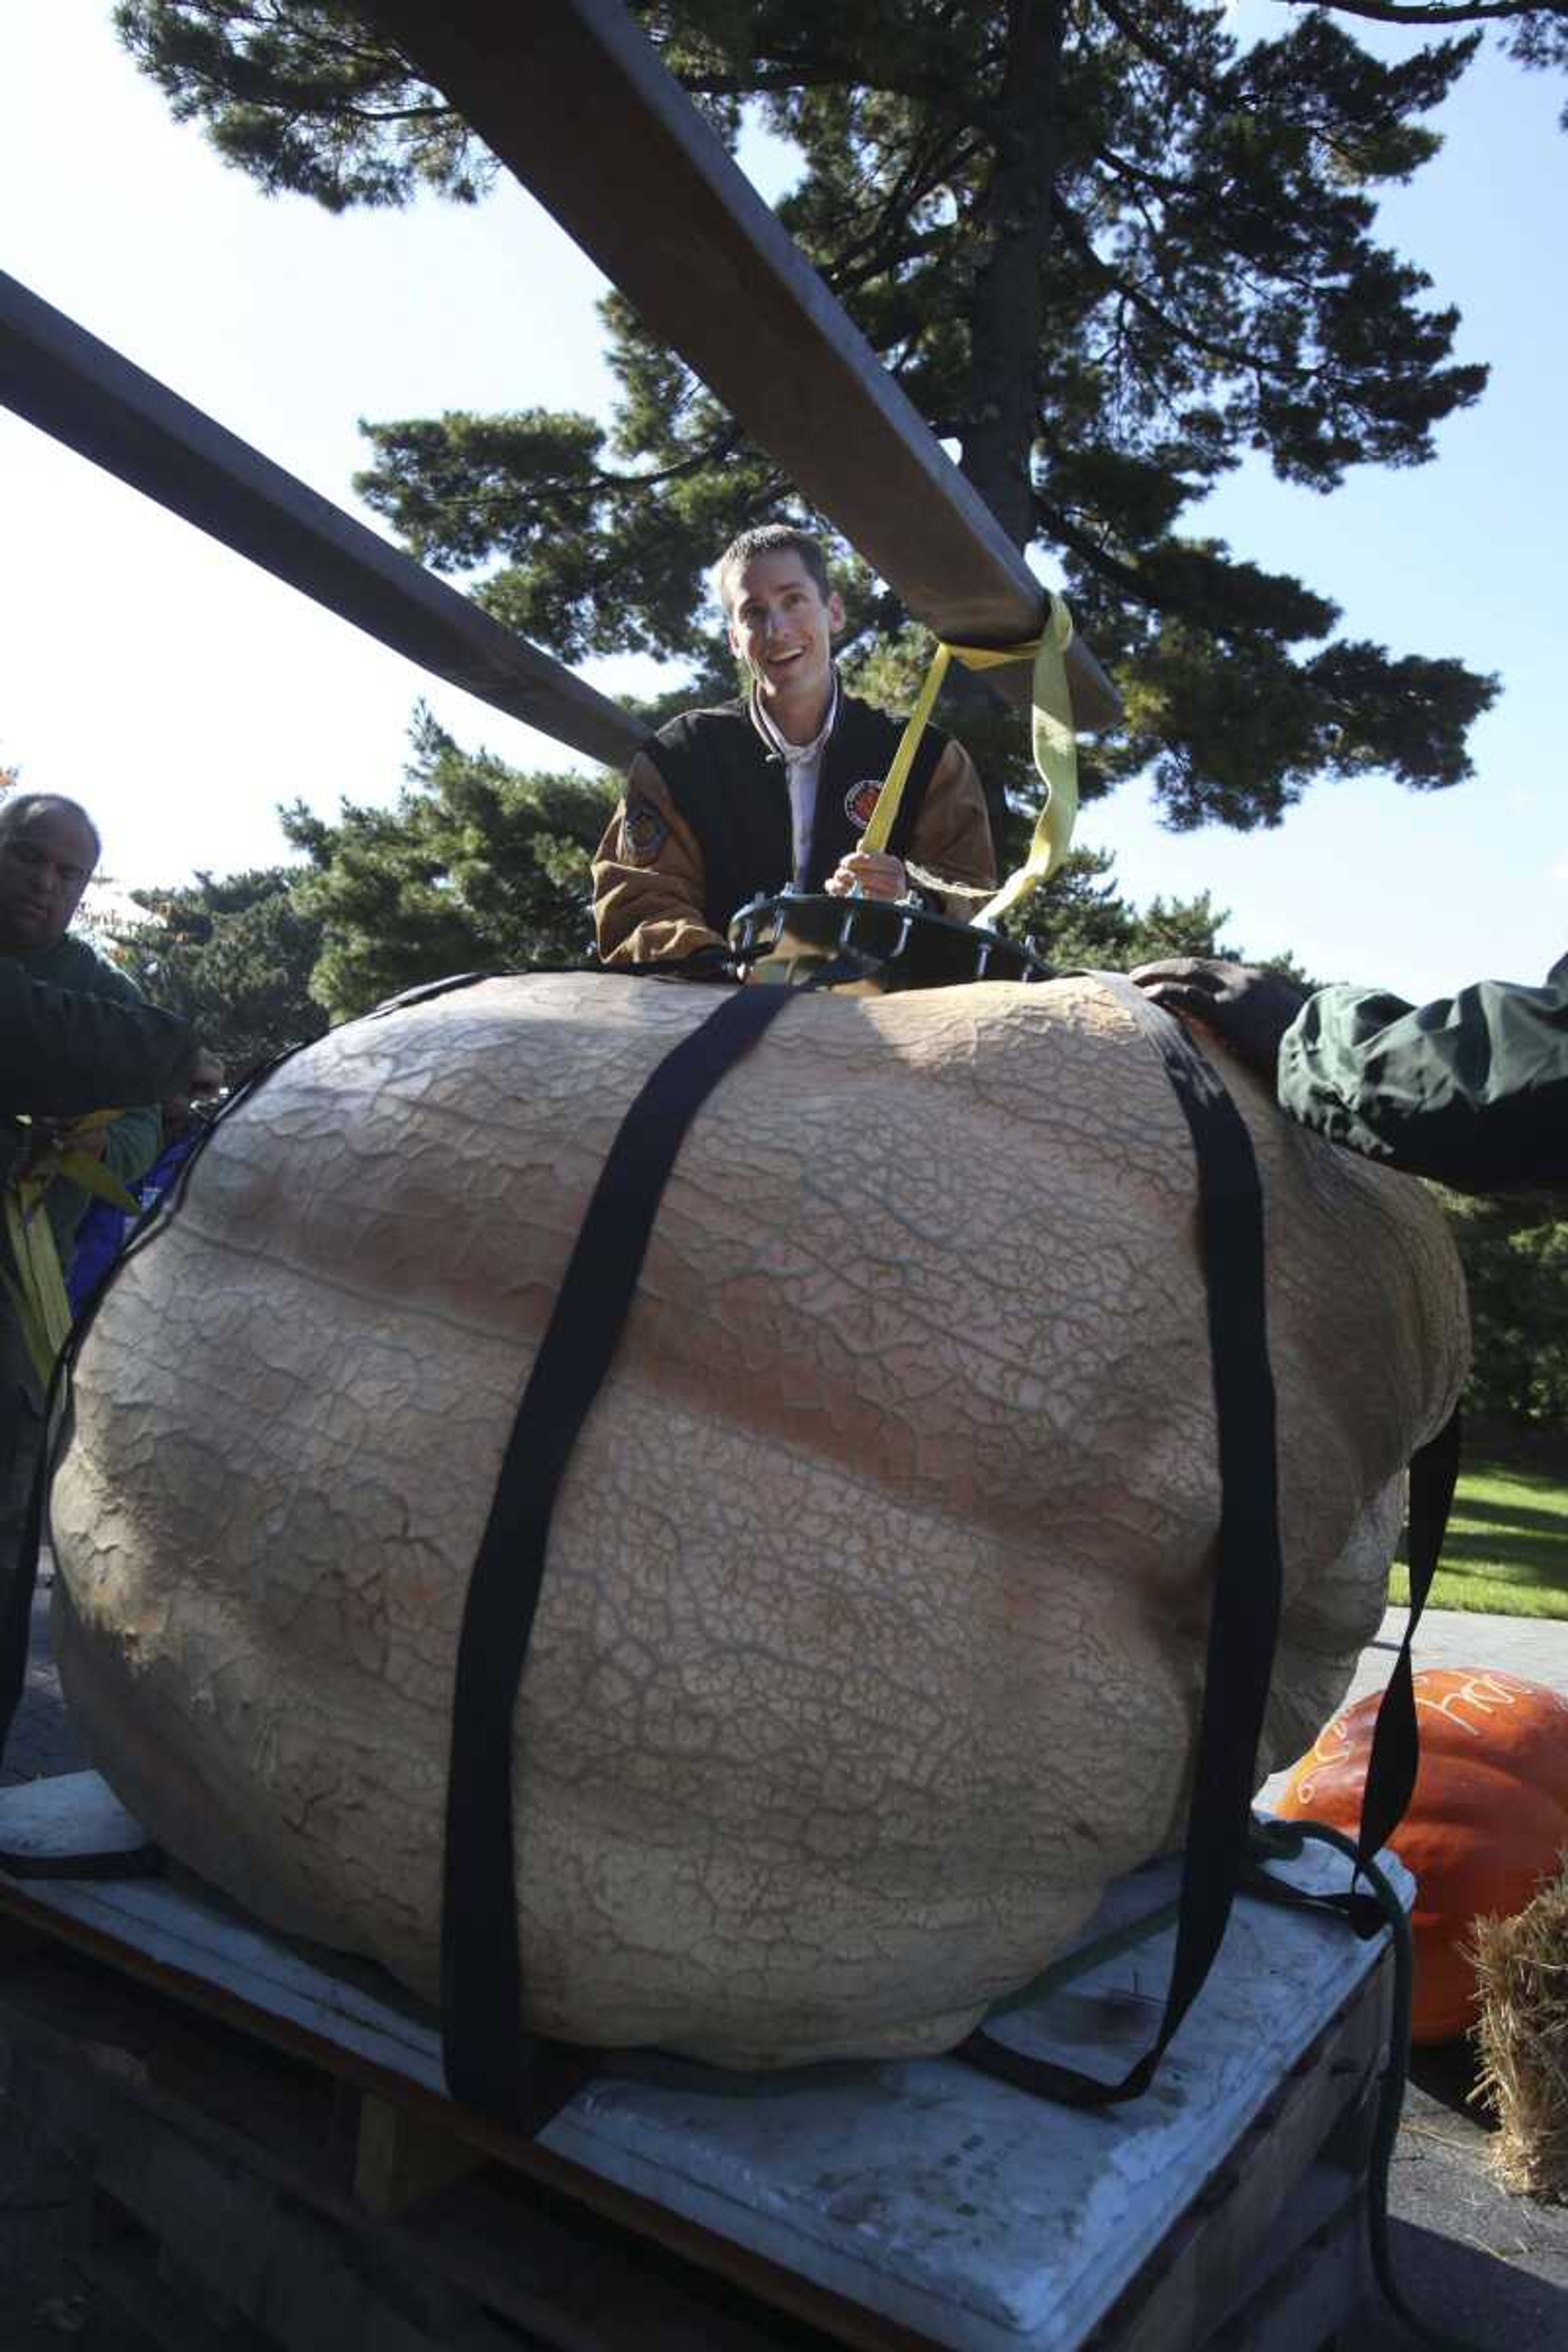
0, 1774, 1401, 2352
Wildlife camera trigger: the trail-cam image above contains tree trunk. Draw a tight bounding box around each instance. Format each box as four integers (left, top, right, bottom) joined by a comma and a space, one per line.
960, 0, 1064, 550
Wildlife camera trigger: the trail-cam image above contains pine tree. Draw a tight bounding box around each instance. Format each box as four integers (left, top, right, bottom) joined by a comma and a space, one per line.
111, 0, 1566, 837
109, 867, 330, 1080
1440, 1189, 1568, 1429
278, 713, 618, 1019
1018, 846, 1290, 977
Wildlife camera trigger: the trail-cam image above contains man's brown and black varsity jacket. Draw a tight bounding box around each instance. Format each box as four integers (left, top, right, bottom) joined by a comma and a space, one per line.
592, 690, 997, 971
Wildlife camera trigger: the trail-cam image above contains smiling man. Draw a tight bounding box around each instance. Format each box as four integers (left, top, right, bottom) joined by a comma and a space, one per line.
592, 525, 997, 971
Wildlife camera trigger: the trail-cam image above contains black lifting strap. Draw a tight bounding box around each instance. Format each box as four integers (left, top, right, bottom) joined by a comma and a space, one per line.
1354, 1408, 1460, 1868
959, 978, 1463, 2103
1245, 1405, 1461, 1939
957, 974, 1287, 2104
440, 981, 797, 2131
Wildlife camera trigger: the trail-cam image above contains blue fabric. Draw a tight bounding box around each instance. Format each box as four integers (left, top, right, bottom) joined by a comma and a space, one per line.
66, 1129, 202, 1315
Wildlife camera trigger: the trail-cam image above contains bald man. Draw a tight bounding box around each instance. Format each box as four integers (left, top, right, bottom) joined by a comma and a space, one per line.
0, 793, 191, 1608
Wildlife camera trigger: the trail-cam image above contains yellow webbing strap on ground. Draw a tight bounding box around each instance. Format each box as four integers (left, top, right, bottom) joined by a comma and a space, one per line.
859, 594, 1078, 929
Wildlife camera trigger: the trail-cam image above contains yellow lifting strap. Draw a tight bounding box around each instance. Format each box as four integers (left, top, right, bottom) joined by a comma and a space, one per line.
858, 592, 1077, 931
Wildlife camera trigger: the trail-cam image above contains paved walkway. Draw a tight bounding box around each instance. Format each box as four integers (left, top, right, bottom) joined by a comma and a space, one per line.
1347, 1602, 1568, 1704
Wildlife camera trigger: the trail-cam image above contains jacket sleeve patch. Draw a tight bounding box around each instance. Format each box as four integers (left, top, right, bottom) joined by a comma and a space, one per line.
620, 793, 670, 864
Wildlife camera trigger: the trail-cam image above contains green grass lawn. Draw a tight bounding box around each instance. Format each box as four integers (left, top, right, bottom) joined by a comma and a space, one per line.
1388, 1456, 1568, 1618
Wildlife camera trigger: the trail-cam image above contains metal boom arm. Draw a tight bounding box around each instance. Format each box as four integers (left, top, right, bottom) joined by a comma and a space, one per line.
0, 269, 646, 772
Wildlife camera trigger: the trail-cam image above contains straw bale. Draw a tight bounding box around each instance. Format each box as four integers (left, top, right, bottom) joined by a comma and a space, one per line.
1470, 1853, 1568, 2201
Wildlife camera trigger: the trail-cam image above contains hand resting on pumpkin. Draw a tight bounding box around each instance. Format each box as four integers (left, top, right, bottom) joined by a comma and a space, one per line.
1130, 959, 1311, 1081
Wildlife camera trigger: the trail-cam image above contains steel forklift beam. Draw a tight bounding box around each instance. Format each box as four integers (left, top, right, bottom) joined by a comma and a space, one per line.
0, 268, 646, 771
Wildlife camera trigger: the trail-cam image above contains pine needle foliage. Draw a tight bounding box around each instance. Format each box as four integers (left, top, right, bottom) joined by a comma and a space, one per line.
109, 0, 1558, 833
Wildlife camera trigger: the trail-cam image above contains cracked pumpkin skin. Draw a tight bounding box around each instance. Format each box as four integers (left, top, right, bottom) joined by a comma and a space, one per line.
49, 973, 1467, 2067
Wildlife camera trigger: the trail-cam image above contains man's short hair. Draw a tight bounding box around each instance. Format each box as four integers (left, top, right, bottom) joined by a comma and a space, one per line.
715, 525, 831, 613
0, 792, 102, 863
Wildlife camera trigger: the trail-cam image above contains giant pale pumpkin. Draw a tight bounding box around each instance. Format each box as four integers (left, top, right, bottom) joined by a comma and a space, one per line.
1275, 1668, 1568, 2042
49, 974, 1468, 2069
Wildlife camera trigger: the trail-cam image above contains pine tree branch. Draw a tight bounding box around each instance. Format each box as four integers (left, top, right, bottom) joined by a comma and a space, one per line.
330, 103, 454, 126
1309, 1, 1558, 23
675, 65, 932, 98
1033, 496, 1165, 609
1095, 0, 1225, 114
670, 39, 987, 110
807, 118, 974, 292
1098, 0, 1461, 174
1090, 143, 1187, 204
139, 3, 433, 107
1052, 192, 1321, 383
1092, 146, 1326, 304
1090, 148, 1170, 247
827, 223, 954, 297
597, 428, 746, 494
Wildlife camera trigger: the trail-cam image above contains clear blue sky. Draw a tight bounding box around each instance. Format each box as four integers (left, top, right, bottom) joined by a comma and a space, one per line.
1, 0, 1563, 1002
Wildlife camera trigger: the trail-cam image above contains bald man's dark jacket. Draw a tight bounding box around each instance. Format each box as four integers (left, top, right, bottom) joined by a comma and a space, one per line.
0, 957, 194, 1203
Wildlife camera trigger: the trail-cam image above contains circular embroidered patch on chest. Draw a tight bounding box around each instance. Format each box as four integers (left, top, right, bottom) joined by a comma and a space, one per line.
844, 778, 884, 832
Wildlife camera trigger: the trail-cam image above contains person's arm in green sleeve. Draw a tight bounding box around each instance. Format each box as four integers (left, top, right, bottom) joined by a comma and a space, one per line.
1130, 952, 1568, 1192
100, 1097, 163, 1191
1277, 956, 1568, 1189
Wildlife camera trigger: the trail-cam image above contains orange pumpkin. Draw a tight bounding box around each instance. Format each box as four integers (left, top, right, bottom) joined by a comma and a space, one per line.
1274, 1667, 1568, 2043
